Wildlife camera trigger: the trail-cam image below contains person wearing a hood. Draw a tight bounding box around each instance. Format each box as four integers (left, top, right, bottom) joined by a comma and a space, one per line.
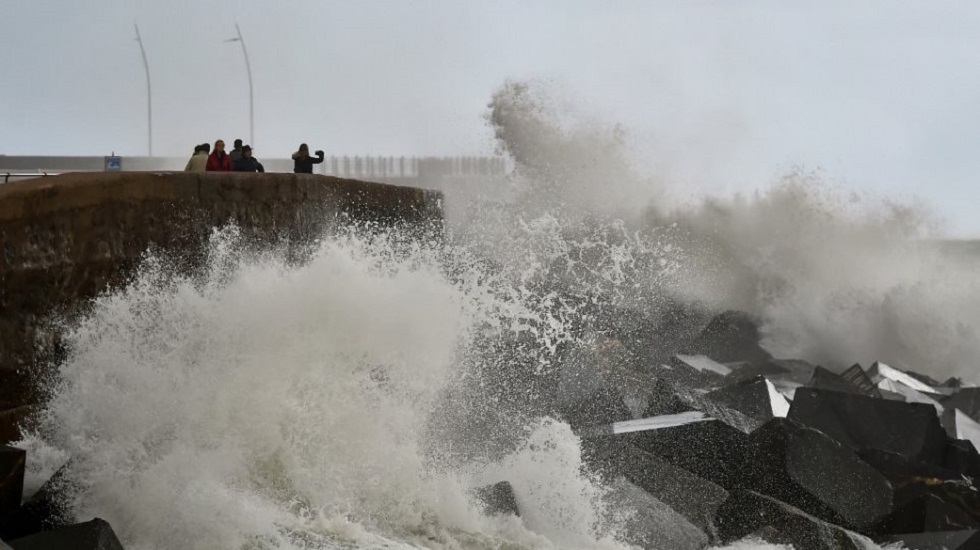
184, 143, 209, 172
292, 143, 324, 173
233, 145, 265, 172
206, 139, 233, 171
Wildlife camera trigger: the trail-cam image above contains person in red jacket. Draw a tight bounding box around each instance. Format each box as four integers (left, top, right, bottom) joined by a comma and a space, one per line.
206, 139, 233, 171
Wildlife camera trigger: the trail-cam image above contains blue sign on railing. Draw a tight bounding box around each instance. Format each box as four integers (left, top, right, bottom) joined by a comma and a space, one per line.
104, 155, 122, 172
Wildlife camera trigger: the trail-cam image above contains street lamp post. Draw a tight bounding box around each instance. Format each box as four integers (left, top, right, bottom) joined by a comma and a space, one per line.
134, 23, 152, 156
225, 23, 254, 147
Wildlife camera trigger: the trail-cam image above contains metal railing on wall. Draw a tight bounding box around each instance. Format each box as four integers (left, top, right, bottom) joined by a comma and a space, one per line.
0, 156, 508, 180
319, 156, 507, 179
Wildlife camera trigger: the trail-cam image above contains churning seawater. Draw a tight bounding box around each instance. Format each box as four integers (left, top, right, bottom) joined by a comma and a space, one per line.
19, 81, 973, 549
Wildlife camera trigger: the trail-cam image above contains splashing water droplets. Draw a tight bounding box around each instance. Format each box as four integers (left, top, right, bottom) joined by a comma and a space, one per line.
23, 80, 952, 550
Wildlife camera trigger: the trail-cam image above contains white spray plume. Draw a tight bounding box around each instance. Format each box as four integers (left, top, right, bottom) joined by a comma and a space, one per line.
29, 227, 644, 550
485, 79, 980, 381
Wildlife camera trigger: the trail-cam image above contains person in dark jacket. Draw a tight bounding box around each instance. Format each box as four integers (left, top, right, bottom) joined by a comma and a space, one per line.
292, 143, 324, 173
206, 139, 233, 171
233, 145, 265, 172
229, 139, 244, 164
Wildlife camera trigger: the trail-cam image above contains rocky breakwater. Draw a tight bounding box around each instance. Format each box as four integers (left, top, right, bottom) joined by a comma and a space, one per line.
554, 312, 980, 549
0, 171, 443, 422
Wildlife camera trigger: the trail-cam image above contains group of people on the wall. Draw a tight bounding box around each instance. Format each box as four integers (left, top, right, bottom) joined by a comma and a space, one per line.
184, 139, 325, 174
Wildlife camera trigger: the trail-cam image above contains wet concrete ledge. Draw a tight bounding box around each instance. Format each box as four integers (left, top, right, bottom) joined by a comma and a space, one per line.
0, 171, 444, 410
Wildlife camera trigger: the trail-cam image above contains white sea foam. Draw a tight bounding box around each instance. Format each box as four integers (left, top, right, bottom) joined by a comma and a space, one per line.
24, 228, 640, 549
19, 79, 948, 549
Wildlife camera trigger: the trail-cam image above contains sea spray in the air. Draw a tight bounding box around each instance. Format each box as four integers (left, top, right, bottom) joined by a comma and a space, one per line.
20, 78, 972, 549
479, 79, 980, 382
660, 177, 980, 377
26, 227, 642, 549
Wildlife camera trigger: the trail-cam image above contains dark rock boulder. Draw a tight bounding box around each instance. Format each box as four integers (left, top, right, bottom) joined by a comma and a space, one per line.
628, 418, 751, 490
0, 407, 33, 447
590, 443, 728, 535
892, 479, 980, 523
807, 365, 867, 396
903, 370, 945, 389
807, 365, 881, 398
858, 448, 963, 483
875, 493, 978, 534
882, 529, 980, 549
788, 388, 947, 465
585, 394, 753, 498
722, 360, 790, 384
943, 438, 980, 479
768, 359, 818, 380
943, 377, 967, 389
642, 378, 704, 417
643, 300, 714, 366
943, 408, 980, 452
680, 310, 773, 364
706, 375, 789, 423
555, 333, 650, 427
945, 389, 980, 425
471, 481, 519, 517
752, 359, 818, 402
643, 378, 762, 434
0, 462, 72, 540
7, 518, 123, 550
603, 477, 709, 550
747, 418, 893, 531
649, 357, 726, 391
0, 447, 25, 518
839, 363, 882, 398
859, 460, 980, 531
557, 387, 634, 431
715, 489, 876, 550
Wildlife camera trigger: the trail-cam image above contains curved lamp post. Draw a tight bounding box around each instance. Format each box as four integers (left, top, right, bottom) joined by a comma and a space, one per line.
135, 23, 152, 156
225, 23, 254, 147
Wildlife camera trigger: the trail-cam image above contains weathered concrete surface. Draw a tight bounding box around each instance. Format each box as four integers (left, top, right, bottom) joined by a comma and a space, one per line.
0, 171, 443, 409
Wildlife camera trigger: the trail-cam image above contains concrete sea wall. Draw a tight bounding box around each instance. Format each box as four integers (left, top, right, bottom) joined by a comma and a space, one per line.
0, 171, 443, 412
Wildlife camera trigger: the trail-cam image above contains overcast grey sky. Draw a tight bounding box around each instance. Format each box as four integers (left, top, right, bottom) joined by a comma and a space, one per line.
3, 1, 980, 235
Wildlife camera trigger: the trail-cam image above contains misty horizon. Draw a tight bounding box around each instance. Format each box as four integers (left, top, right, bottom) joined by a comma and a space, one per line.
4, 2, 980, 236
